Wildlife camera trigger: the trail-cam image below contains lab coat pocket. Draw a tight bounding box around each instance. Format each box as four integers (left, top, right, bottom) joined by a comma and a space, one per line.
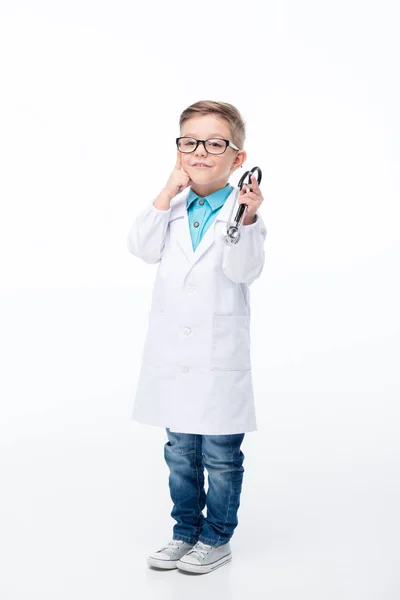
211, 315, 251, 371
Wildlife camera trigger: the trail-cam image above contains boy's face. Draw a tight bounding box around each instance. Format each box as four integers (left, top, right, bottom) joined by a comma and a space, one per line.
179, 114, 246, 197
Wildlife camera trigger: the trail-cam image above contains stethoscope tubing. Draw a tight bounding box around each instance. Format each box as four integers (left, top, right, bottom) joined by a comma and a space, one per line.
225, 166, 262, 245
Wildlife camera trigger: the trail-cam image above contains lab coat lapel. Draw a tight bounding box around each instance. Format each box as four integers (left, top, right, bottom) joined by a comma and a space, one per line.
170, 186, 238, 267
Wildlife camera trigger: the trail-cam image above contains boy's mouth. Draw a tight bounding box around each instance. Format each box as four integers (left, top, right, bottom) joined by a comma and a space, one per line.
191, 163, 212, 169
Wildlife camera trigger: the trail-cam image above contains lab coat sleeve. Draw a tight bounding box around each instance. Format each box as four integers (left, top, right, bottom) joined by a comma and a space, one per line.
221, 212, 267, 284
127, 202, 171, 264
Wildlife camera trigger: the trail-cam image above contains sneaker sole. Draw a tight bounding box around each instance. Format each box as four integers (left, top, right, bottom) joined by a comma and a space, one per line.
177, 553, 232, 574
147, 556, 179, 569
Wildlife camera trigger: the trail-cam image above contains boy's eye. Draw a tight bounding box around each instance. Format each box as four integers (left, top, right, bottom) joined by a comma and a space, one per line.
207, 138, 225, 147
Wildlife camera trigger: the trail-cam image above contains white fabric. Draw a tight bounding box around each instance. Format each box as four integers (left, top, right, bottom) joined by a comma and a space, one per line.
127, 186, 267, 435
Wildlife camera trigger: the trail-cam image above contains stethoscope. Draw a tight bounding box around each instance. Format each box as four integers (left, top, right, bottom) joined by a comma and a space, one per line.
224, 166, 262, 245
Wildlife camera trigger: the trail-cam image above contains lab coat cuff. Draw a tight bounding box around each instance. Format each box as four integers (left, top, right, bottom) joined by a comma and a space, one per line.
222, 211, 267, 284
151, 201, 172, 213
127, 201, 171, 263
242, 213, 259, 227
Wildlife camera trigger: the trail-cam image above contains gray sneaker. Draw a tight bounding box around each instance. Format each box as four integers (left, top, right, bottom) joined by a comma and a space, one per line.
176, 541, 232, 573
147, 539, 196, 569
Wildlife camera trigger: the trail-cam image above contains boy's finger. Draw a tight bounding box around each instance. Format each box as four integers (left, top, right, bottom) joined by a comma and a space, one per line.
175, 151, 182, 169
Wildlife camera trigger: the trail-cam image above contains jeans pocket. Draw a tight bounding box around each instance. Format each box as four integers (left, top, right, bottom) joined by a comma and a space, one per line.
166, 432, 196, 456
210, 315, 251, 371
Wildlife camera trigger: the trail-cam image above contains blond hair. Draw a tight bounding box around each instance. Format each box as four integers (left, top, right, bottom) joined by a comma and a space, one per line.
179, 100, 246, 150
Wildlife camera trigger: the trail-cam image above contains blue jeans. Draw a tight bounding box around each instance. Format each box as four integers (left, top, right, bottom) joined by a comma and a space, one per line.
164, 427, 245, 547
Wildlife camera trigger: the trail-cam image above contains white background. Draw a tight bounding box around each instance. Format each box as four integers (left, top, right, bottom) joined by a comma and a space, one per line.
0, 0, 399, 598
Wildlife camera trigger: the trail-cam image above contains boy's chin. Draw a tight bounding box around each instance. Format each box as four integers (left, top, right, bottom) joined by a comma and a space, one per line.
192, 173, 214, 181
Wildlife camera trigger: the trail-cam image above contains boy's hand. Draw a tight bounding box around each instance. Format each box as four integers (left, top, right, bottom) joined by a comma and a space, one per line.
163, 151, 193, 199
238, 174, 264, 224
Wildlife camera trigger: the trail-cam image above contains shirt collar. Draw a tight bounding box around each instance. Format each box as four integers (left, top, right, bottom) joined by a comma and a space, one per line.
186, 183, 233, 211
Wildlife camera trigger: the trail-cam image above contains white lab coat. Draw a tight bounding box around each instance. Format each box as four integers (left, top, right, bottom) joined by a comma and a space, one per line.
127, 186, 267, 435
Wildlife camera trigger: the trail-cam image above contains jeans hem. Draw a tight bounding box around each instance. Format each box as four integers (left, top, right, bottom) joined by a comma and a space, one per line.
173, 534, 199, 545
198, 535, 231, 547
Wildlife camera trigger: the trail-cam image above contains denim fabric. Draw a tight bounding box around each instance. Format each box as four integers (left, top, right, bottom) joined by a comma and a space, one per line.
164, 427, 245, 547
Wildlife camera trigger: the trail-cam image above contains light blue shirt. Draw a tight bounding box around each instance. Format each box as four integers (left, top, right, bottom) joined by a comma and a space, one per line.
186, 183, 233, 251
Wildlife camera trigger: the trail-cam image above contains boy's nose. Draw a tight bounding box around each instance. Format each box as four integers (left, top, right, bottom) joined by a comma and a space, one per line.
194, 143, 207, 155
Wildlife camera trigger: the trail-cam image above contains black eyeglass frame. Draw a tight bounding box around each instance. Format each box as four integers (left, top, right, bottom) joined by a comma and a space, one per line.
175, 136, 240, 155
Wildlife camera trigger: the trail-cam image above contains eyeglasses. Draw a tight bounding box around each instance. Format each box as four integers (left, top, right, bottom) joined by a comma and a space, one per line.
176, 136, 240, 155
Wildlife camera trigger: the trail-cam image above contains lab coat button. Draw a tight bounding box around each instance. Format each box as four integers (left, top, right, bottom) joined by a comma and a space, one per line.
183, 327, 191, 335
181, 366, 189, 373
199, 199, 205, 205
193, 221, 199, 228
187, 286, 195, 293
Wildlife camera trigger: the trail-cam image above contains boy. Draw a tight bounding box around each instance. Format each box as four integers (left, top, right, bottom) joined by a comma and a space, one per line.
127, 100, 267, 573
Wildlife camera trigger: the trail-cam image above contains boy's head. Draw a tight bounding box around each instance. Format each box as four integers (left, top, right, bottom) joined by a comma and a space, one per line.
178, 100, 247, 197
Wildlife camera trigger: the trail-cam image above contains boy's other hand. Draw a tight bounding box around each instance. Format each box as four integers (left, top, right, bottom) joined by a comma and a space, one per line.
238, 174, 264, 222
163, 151, 193, 199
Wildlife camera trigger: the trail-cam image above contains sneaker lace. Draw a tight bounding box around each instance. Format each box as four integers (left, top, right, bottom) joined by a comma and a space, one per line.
159, 539, 185, 553
187, 541, 212, 559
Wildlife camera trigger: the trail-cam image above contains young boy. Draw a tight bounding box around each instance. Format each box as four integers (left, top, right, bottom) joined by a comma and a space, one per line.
127, 100, 267, 574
